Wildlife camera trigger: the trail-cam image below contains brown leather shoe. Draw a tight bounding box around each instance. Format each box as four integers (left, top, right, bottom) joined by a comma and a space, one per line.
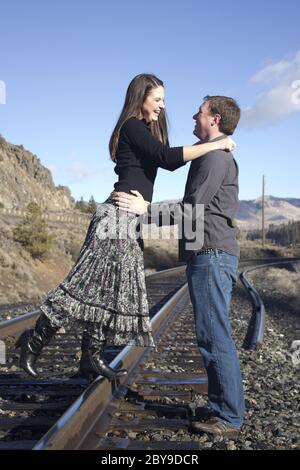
190, 418, 240, 437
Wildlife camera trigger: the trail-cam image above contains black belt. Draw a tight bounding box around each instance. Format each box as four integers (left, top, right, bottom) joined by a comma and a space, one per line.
195, 248, 224, 256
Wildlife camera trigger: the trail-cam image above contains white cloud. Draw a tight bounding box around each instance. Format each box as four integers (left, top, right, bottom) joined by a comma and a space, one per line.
47, 160, 99, 183
64, 161, 98, 183
240, 51, 300, 128
45, 155, 114, 187
251, 60, 291, 84
63, 161, 114, 184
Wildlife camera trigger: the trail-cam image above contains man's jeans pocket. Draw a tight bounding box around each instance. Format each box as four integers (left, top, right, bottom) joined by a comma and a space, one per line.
219, 263, 236, 294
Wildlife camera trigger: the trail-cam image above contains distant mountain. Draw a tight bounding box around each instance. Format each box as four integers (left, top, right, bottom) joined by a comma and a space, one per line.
155, 196, 300, 230
236, 196, 300, 230
282, 198, 300, 208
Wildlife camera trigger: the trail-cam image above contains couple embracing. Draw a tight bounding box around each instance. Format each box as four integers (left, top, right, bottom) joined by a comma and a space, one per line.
16, 73, 244, 437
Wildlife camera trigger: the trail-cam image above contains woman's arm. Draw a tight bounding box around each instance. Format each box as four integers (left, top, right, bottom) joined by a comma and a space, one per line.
112, 137, 236, 215
122, 118, 236, 168
182, 137, 235, 162
121, 118, 184, 171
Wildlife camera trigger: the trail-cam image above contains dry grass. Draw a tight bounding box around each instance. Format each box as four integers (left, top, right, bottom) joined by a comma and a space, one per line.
239, 239, 299, 259
143, 236, 300, 272
143, 238, 181, 271
260, 267, 300, 311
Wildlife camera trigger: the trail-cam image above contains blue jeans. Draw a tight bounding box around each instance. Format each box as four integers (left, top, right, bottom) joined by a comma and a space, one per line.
186, 250, 245, 429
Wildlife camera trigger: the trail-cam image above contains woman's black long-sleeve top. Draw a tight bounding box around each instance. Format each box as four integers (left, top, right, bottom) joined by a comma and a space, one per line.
113, 117, 186, 202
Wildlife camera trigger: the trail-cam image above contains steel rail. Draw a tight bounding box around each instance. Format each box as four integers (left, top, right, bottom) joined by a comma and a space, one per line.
33, 282, 190, 450
240, 257, 300, 350
1, 257, 299, 450
0, 310, 40, 339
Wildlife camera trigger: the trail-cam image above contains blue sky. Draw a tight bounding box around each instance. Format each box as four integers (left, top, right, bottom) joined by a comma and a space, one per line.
1, 0, 300, 203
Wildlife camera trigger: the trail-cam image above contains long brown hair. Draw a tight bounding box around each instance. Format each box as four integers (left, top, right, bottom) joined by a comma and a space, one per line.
109, 74, 168, 161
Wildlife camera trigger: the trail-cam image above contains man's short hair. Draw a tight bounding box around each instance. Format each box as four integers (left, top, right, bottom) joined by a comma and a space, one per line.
204, 95, 241, 135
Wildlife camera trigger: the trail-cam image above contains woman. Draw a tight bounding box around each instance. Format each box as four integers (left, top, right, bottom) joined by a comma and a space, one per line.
16, 74, 235, 381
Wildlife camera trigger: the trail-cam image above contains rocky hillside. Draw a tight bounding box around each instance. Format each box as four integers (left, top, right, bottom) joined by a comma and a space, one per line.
0, 134, 75, 211
0, 134, 90, 305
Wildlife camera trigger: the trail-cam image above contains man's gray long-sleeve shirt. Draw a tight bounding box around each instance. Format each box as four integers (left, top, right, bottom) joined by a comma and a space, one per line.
143, 140, 240, 261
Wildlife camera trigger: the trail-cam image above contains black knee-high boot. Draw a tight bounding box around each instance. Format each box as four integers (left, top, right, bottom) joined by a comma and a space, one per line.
15, 313, 59, 378
79, 331, 128, 381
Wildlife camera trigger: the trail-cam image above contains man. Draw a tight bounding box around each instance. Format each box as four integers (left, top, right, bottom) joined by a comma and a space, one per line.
112, 95, 245, 437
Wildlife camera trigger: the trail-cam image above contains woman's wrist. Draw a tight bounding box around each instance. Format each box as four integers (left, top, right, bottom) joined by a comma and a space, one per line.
211, 140, 223, 150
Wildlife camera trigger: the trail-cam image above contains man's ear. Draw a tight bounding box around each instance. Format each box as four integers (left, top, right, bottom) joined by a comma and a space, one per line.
212, 114, 221, 127
211, 114, 221, 127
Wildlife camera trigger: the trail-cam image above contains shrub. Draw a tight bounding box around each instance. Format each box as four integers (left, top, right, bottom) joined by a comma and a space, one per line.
65, 240, 83, 262
12, 202, 56, 259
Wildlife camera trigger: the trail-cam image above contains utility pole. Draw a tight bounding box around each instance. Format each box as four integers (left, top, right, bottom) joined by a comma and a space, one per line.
262, 175, 266, 248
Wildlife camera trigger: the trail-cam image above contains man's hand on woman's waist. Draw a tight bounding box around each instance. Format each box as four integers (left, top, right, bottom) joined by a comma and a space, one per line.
111, 190, 150, 215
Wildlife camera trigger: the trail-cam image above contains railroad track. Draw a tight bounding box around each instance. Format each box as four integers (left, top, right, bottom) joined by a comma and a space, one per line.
0, 258, 299, 450
0, 267, 187, 450
0, 302, 40, 322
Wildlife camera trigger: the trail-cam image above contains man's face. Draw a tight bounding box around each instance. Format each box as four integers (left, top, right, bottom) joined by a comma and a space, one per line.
193, 100, 214, 140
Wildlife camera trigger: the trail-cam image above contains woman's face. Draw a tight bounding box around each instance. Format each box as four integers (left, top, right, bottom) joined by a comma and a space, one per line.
142, 86, 165, 123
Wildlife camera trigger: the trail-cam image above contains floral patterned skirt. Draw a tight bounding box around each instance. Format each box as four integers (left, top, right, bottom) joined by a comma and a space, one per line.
39, 197, 154, 347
